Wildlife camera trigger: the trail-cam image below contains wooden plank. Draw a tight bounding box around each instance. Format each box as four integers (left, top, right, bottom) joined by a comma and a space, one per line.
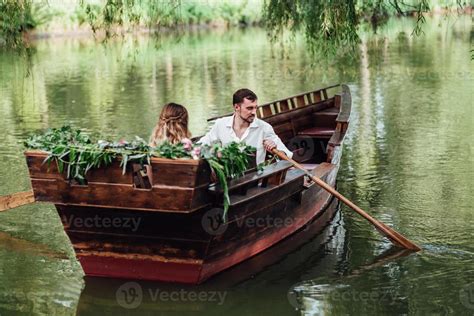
217, 169, 304, 211
205, 170, 327, 261
278, 130, 297, 144
56, 204, 212, 240
0, 191, 35, 212
81, 161, 131, 184
261, 104, 273, 118
78, 254, 203, 284
318, 106, 339, 114
208, 160, 293, 194
296, 95, 306, 107
207, 84, 340, 122
328, 130, 344, 146
291, 115, 315, 132
289, 98, 296, 109
334, 93, 342, 109
298, 127, 335, 138
31, 179, 210, 212
149, 162, 209, 187
336, 84, 351, 123
25, 154, 64, 180
30, 178, 63, 202
200, 196, 339, 284
273, 121, 294, 136
279, 99, 290, 112
25, 151, 210, 187
312, 162, 336, 178
313, 91, 322, 102
67, 231, 209, 260
264, 104, 315, 127
312, 112, 338, 128
263, 98, 333, 121
322, 89, 328, 100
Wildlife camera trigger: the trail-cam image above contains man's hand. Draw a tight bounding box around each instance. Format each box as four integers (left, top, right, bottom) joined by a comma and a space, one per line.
263, 139, 277, 152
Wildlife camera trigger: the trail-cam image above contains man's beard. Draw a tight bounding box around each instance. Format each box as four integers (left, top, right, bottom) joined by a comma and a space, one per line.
240, 114, 255, 124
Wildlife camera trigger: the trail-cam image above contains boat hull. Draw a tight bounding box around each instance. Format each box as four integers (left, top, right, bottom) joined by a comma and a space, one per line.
57, 165, 338, 284
25, 84, 351, 284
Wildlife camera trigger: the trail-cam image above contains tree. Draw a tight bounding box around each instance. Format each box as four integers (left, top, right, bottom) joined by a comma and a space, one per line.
262, 0, 467, 58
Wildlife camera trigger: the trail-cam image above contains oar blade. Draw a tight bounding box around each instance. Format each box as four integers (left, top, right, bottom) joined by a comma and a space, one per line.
373, 221, 422, 251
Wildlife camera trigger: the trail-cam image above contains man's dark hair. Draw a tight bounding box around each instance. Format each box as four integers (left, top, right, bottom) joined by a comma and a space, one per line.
233, 88, 257, 105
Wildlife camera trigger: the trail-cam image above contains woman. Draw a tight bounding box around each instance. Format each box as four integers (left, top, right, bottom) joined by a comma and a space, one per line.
149, 102, 192, 146
146, 103, 192, 186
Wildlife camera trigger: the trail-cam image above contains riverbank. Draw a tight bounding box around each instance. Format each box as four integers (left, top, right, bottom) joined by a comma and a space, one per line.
0, 0, 262, 46
1, 1, 471, 48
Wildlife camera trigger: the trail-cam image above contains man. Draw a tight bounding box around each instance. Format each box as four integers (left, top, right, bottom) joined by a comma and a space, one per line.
199, 88, 293, 165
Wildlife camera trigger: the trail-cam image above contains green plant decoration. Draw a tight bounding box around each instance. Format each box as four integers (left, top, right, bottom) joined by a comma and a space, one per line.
24, 125, 256, 221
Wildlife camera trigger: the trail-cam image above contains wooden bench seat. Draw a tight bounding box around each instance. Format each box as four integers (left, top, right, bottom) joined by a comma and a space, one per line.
297, 127, 335, 137
298, 163, 319, 171
208, 160, 293, 195
318, 106, 339, 114
291, 162, 335, 178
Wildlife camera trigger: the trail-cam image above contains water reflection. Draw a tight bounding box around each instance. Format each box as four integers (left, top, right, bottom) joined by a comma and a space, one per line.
0, 15, 472, 315
77, 200, 345, 315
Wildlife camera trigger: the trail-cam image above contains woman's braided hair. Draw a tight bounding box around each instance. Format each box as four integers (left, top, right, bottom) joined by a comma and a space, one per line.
149, 103, 192, 146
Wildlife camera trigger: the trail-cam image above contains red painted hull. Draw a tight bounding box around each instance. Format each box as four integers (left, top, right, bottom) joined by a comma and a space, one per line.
78, 255, 203, 284
69, 166, 338, 284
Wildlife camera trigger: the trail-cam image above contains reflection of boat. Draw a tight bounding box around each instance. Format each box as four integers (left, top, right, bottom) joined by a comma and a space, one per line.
24, 84, 351, 284
77, 198, 344, 313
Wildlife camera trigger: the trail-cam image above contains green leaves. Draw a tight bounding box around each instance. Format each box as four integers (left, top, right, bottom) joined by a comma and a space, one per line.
204, 142, 256, 221
24, 125, 152, 183
151, 141, 191, 159
25, 125, 256, 222
263, 0, 360, 59
262, 0, 452, 61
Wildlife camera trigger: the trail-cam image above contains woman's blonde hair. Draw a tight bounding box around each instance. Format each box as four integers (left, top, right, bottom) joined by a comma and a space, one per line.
149, 103, 191, 146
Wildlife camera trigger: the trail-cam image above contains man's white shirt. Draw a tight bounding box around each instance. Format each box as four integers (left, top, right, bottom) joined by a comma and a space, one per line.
199, 114, 293, 165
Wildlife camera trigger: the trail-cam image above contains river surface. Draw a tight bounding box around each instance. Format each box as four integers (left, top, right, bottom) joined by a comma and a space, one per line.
0, 16, 472, 315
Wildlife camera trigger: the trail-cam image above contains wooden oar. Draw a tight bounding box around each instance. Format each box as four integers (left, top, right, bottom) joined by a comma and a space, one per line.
271, 149, 422, 251
0, 190, 35, 212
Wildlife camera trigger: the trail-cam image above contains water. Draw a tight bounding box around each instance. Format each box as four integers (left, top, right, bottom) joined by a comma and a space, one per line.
0, 16, 473, 315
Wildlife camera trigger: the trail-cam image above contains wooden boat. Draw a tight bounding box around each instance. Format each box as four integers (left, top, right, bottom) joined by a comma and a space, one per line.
24, 84, 351, 284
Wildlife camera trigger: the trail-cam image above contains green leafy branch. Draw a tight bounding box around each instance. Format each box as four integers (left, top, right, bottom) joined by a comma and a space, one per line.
201, 142, 256, 220
24, 125, 256, 220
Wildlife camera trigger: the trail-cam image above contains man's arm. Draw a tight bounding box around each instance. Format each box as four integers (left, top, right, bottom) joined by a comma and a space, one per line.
262, 123, 293, 158
197, 120, 219, 146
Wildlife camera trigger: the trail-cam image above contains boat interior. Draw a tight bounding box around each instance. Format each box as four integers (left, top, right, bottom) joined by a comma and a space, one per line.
205, 84, 349, 203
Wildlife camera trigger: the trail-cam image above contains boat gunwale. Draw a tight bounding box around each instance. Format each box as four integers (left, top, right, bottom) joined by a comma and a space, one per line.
207, 83, 341, 122
24, 149, 203, 165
